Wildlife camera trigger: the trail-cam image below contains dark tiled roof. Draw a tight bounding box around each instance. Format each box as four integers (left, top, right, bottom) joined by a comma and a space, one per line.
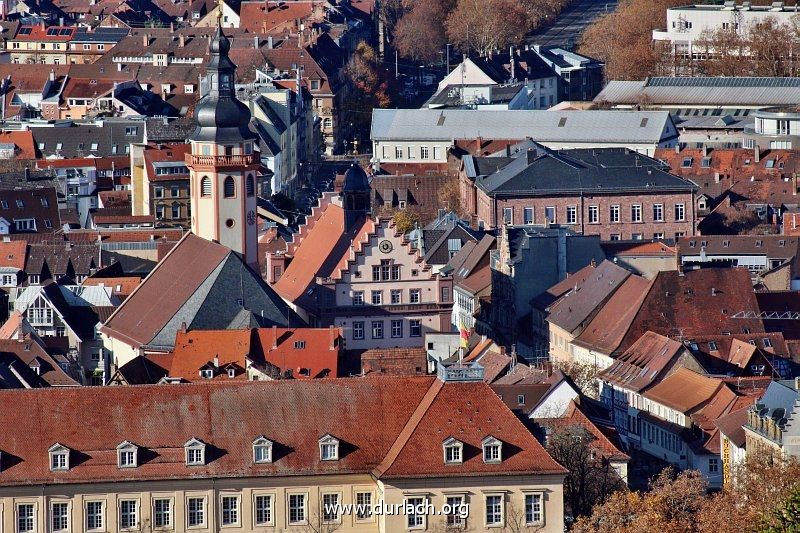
30, 121, 145, 158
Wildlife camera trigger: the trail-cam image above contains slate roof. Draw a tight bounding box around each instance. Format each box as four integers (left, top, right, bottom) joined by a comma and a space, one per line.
0, 335, 79, 388
0, 187, 60, 235
99, 233, 295, 350
30, 120, 145, 158
0, 377, 565, 485
25, 243, 100, 282
371, 109, 676, 144
547, 260, 631, 333
474, 145, 698, 196
714, 406, 749, 448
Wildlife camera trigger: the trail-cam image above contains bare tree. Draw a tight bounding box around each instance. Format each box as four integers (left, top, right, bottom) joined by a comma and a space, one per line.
542, 422, 627, 520
300, 504, 342, 533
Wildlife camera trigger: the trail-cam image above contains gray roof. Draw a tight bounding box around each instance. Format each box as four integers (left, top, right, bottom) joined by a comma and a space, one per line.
758, 380, 800, 420
371, 109, 675, 144
474, 144, 698, 196
71, 27, 129, 43
30, 120, 145, 158
596, 77, 800, 107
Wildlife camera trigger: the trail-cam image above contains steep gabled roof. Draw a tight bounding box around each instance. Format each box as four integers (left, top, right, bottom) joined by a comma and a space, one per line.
598, 331, 690, 393
100, 233, 293, 349
644, 368, 725, 414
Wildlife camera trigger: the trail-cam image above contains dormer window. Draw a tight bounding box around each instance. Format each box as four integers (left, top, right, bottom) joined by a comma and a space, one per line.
227, 368, 236, 378
482, 436, 503, 464
319, 434, 339, 461
184, 438, 206, 466
253, 436, 273, 464
49, 443, 70, 471
117, 441, 138, 468
442, 437, 463, 464
200, 369, 213, 379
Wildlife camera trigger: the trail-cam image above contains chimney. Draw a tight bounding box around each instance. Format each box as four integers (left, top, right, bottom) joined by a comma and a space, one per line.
509, 46, 515, 81
179, 33, 185, 47
169, 22, 174, 32
142, 34, 148, 47
49, 69, 55, 82
329, 325, 336, 350
267, 35, 273, 49
117, 62, 123, 72
272, 325, 278, 349
702, 144, 708, 157
755, 145, 761, 163
675, 144, 680, 153
59, 16, 64, 26
179, 321, 187, 333
793, 173, 798, 195
213, 355, 220, 368
254, 35, 259, 48
714, 171, 721, 183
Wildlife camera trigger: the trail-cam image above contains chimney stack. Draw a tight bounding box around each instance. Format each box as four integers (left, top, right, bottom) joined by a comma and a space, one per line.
179, 33, 185, 47
329, 325, 336, 350
142, 34, 148, 47
755, 144, 761, 163
509, 46, 515, 81
213, 355, 219, 368
267, 35, 273, 49
254, 35, 259, 49
272, 325, 278, 349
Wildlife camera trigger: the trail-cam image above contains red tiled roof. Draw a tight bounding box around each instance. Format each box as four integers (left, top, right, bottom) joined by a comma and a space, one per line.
619, 268, 765, 351
36, 158, 98, 169
0, 131, 36, 159
82, 276, 141, 298
14, 25, 76, 41
92, 214, 154, 224
597, 331, 689, 393
0, 240, 27, 270
253, 327, 340, 379
360, 347, 428, 376
239, 1, 313, 34
0, 377, 564, 485
540, 400, 629, 461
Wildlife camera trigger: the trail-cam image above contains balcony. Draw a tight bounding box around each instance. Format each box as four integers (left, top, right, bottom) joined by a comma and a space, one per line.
185, 154, 258, 167
437, 362, 485, 382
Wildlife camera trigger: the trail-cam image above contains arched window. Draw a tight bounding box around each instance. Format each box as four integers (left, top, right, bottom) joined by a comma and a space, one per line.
246, 174, 255, 197
200, 176, 211, 197
223, 176, 235, 198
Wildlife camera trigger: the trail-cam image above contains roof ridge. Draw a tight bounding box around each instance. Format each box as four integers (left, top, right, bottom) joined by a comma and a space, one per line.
371, 378, 444, 479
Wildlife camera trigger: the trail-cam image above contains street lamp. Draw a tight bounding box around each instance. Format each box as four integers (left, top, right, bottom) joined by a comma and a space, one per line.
446, 43, 451, 72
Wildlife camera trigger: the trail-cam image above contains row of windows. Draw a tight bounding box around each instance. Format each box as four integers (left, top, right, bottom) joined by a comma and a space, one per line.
0, 198, 48, 209
381, 145, 444, 160
155, 202, 187, 220
154, 186, 185, 198
353, 288, 434, 305
36, 142, 131, 154
13, 491, 545, 532
200, 175, 255, 198
502, 203, 687, 225
352, 319, 422, 340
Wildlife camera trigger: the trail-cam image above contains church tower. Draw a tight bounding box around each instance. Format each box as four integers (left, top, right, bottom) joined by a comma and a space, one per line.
187, 23, 259, 268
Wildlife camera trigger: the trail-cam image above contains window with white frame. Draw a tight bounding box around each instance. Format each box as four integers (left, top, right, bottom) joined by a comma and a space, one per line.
653, 203, 664, 222
482, 436, 503, 463
153, 498, 172, 528
17, 503, 35, 532
588, 205, 599, 223
503, 207, 513, 224
395, 146, 403, 159
421, 146, 429, 159
254, 495, 273, 526
372, 320, 384, 339
187, 497, 205, 527
352, 291, 364, 305
525, 493, 543, 525
391, 319, 403, 338
523, 207, 534, 225
675, 203, 686, 221
446, 495, 465, 528
485, 494, 503, 526
566, 206, 577, 224
391, 289, 402, 304
322, 492, 339, 523
406, 497, 425, 529
86, 501, 104, 531
355, 491, 373, 521
288, 494, 306, 524
631, 204, 642, 223
253, 436, 273, 463
409, 288, 421, 303
117, 441, 137, 468
353, 321, 365, 340
371, 290, 382, 305
119, 499, 138, 529
221, 495, 239, 526
51, 501, 69, 531
319, 435, 339, 460
443, 437, 463, 464
49, 443, 69, 471
184, 438, 205, 465
610, 205, 620, 223
545, 206, 556, 224
410, 319, 422, 337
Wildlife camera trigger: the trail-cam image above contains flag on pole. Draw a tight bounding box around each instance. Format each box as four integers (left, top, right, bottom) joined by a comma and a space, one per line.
459, 321, 469, 349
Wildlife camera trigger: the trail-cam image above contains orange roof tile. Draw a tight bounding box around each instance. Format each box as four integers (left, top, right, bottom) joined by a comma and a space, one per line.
0, 131, 36, 159
0, 240, 27, 270
644, 368, 725, 413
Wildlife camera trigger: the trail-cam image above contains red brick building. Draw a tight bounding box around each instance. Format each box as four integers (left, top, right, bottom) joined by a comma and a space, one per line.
460, 143, 698, 240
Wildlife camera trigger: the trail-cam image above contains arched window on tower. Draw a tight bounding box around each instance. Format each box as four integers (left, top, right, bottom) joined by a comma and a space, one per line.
201, 176, 212, 197
246, 175, 255, 197
224, 176, 235, 198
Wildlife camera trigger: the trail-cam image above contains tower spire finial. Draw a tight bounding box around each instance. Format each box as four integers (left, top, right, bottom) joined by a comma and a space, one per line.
216, 0, 223, 24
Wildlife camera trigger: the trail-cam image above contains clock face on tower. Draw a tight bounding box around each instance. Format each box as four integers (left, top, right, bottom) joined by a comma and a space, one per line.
379, 240, 393, 253
246, 210, 256, 226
